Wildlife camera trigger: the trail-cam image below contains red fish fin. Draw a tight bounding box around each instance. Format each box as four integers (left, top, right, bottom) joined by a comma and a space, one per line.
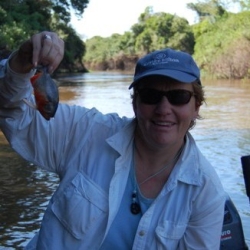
30, 73, 42, 85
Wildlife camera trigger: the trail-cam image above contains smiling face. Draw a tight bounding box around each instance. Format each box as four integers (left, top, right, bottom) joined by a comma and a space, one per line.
133, 76, 200, 151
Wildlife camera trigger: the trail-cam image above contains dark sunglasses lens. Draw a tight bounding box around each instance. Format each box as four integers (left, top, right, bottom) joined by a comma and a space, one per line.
138, 89, 162, 104
167, 90, 193, 105
138, 89, 193, 105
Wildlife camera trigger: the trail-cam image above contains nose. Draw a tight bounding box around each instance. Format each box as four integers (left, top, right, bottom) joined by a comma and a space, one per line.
155, 96, 172, 114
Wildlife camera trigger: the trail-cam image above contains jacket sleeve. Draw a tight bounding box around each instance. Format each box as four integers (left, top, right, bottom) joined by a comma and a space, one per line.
0, 52, 35, 113
0, 56, 126, 175
0, 55, 90, 174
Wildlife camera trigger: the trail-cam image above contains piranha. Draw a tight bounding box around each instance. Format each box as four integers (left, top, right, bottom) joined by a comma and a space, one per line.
23, 66, 59, 120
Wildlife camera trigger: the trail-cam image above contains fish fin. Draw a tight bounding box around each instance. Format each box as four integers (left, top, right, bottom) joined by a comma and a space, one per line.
30, 73, 42, 85
23, 98, 37, 110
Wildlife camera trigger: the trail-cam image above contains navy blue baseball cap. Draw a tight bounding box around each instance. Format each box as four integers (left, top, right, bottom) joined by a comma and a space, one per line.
129, 48, 201, 89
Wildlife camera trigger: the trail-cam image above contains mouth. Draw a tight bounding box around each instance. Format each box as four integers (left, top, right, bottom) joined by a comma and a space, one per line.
152, 120, 175, 127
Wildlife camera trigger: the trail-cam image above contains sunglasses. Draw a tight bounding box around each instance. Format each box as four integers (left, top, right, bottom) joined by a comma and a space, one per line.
137, 88, 195, 105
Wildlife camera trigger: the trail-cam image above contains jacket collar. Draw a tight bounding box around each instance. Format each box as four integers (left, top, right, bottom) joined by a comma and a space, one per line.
107, 123, 201, 187
169, 133, 202, 187
106, 119, 136, 155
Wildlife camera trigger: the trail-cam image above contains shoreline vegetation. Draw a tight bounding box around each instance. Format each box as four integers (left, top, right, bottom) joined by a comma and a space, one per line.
82, 9, 250, 80
1, 1, 250, 80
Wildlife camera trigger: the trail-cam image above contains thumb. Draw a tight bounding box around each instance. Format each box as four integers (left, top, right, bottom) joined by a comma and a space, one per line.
18, 39, 34, 68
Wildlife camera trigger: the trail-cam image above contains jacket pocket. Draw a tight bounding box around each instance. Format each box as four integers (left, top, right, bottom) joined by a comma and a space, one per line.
51, 172, 108, 240
155, 220, 187, 248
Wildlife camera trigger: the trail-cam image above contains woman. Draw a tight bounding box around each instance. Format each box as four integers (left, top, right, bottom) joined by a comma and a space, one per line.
0, 31, 226, 249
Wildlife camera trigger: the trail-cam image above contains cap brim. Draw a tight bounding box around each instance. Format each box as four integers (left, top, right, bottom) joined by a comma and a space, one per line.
128, 69, 199, 89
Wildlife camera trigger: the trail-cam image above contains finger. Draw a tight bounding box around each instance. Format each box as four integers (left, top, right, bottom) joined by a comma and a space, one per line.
18, 39, 34, 66
45, 37, 65, 73
47, 47, 64, 73
31, 33, 44, 67
32, 31, 54, 67
40, 33, 53, 61
48, 53, 62, 74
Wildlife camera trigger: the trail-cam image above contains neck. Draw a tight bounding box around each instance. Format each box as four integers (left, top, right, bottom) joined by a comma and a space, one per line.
133, 140, 184, 199
133, 136, 184, 199
134, 130, 184, 174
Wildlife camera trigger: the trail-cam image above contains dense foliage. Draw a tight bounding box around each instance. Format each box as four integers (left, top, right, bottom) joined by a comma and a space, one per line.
84, 7, 195, 71
193, 11, 250, 78
84, 1, 250, 79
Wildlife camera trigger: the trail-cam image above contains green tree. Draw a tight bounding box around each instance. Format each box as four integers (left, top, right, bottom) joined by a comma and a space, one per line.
119, 31, 136, 56
84, 36, 109, 69
84, 8, 194, 70
187, 0, 227, 22
132, 10, 194, 55
56, 24, 86, 72
193, 11, 250, 78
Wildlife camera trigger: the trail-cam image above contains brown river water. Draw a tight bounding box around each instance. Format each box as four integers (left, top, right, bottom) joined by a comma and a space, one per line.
0, 71, 249, 249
